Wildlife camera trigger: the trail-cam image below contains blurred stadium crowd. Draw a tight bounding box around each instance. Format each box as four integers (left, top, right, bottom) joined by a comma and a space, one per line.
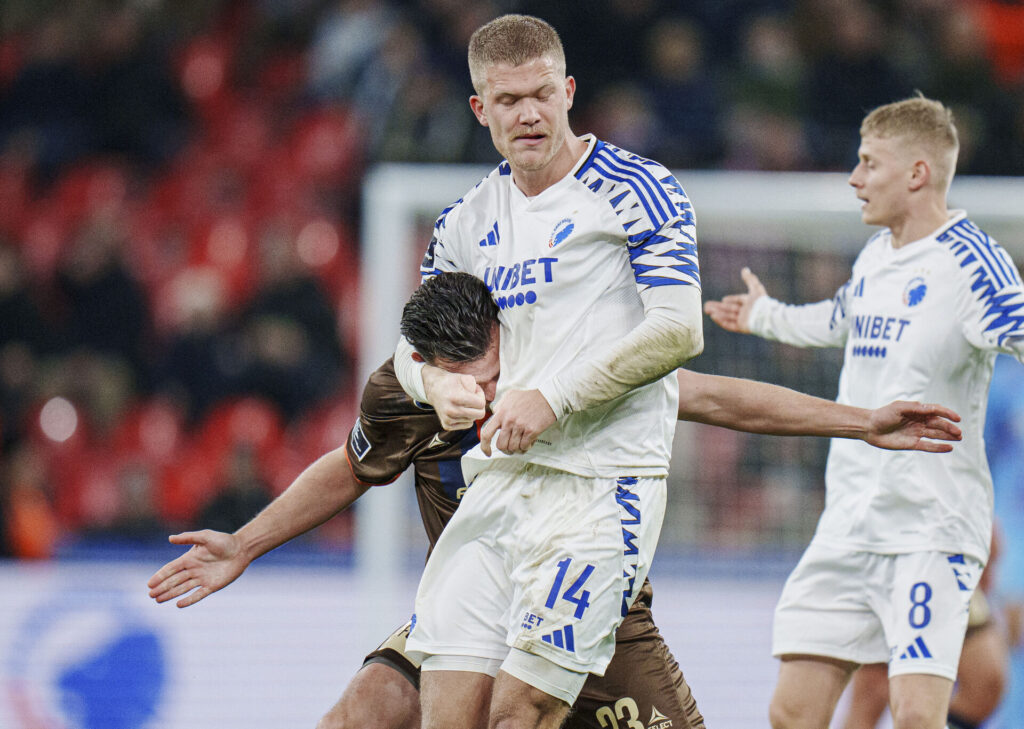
0, 0, 1023, 559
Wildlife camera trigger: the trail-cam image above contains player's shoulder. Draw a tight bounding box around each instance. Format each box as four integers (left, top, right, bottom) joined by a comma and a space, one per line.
574, 137, 693, 234
362, 358, 433, 418
433, 161, 511, 232
934, 213, 1020, 285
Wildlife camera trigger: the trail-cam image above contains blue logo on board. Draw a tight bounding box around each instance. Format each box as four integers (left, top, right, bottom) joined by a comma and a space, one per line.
903, 277, 927, 307
548, 218, 574, 248
6, 590, 168, 729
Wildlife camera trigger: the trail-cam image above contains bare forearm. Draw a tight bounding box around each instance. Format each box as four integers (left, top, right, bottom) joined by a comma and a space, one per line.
236, 447, 369, 563
677, 370, 869, 438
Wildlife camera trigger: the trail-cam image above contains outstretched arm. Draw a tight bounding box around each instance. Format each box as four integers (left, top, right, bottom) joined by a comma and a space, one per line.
678, 370, 962, 452
705, 267, 850, 348
147, 447, 369, 608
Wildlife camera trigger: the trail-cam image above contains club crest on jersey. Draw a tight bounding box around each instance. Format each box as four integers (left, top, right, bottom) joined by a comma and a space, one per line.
903, 277, 927, 307
548, 218, 574, 248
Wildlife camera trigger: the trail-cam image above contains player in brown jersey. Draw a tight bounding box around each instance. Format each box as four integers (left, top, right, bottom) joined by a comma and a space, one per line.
148, 273, 961, 729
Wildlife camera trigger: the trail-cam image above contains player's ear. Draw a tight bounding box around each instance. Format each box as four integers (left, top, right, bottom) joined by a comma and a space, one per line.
411, 351, 425, 363
564, 75, 576, 110
908, 159, 930, 192
469, 95, 488, 127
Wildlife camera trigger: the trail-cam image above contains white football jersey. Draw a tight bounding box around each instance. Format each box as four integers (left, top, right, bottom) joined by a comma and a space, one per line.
750, 211, 1024, 564
421, 135, 701, 479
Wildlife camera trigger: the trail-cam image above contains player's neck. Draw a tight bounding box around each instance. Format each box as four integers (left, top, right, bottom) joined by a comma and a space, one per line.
889, 198, 950, 249
512, 134, 588, 198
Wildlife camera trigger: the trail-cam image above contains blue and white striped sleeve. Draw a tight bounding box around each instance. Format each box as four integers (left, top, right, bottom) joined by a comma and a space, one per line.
626, 181, 700, 293
419, 198, 464, 283
540, 150, 704, 418
943, 222, 1024, 361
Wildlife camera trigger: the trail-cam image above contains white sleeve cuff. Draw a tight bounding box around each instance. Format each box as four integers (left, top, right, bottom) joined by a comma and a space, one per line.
747, 295, 776, 337
394, 336, 429, 403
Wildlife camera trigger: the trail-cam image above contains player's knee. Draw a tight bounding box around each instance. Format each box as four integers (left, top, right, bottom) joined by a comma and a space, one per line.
489, 683, 569, 729
890, 699, 941, 729
768, 695, 800, 729
316, 702, 381, 729
769, 693, 830, 729
490, 701, 567, 729
317, 663, 421, 729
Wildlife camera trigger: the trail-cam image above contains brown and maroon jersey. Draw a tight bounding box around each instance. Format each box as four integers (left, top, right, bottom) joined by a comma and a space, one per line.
345, 358, 479, 556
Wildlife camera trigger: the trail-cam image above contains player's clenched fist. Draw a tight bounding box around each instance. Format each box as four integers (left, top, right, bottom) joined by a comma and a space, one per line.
423, 366, 486, 431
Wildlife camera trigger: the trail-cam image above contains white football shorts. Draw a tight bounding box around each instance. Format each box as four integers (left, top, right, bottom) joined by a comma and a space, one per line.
406, 460, 666, 699
772, 542, 982, 679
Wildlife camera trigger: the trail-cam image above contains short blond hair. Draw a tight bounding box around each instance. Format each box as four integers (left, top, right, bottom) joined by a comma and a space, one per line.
468, 14, 566, 93
860, 94, 959, 188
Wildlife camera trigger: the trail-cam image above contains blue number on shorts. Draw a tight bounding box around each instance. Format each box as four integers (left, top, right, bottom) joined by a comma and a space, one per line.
908, 581, 932, 628
545, 557, 595, 619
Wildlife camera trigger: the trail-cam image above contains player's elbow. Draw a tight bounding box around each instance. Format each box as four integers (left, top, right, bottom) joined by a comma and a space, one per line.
671, 322, 703, 366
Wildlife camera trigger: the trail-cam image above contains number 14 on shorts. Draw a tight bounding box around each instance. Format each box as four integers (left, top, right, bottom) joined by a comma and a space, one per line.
545, 557, 596, 619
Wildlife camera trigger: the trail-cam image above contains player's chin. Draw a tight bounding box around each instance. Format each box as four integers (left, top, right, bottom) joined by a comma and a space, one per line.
510, 148, 550, 170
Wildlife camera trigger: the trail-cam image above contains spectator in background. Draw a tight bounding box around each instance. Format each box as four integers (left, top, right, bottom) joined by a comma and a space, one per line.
920, 5, 1018, 175
55, 219, 152, 386
798, 0, 910, 169
87, 4, 189, 170
642, 17, 724, 168
102, 460, 167, 541
349, 19, 429, 152
155, 266, 238, 424
584, 83, 661, 161
724, 12, 811, 171
306, 0, 397, 102
0, 10, 95, 184
372, 65, 475, 163
196, 442, 271, 534
235, 224, 347, 422
2, 444, 60, 559
0, 240, 55, 452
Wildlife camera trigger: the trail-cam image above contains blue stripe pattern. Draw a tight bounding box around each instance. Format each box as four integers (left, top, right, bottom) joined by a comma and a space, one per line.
829, 279, 852, 331
939, 219, 1024, 346
577, 139, 700, 290
940, 219, 1018, 287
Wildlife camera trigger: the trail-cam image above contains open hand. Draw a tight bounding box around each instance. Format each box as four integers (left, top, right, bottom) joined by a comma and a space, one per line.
703, 267, 767, 334
147, 530, 248, 608
865, 401, 962, 452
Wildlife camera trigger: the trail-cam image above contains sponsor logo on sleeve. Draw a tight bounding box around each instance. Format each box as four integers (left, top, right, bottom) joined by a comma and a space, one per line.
350, 420, 372, 461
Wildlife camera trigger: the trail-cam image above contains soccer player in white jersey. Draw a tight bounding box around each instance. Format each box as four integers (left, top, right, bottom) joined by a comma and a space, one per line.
392, 14, 704, 729
704, 95, 1024, 729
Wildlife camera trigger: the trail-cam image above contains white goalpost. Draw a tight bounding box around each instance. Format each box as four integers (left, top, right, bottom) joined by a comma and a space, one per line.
355, 163, 1024, 627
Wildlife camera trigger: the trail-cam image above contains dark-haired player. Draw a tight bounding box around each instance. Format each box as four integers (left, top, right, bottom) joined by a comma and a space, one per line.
150, 272, 960, 729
